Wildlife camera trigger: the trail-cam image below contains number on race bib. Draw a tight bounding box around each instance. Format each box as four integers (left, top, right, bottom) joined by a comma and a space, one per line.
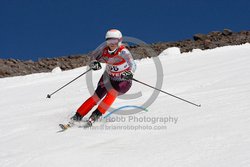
110, 66, 119, 71
107, 62, 129, 73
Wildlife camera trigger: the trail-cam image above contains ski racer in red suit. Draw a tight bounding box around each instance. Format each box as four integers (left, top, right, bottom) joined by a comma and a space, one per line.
71, 29, 136, 126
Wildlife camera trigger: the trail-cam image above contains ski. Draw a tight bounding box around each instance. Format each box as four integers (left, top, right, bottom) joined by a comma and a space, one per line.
57, 122, 74, 133
59, 123, 71, 129
57, 120, 93, 133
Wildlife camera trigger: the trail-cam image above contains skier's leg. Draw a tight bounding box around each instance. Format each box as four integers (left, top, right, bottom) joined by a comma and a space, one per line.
87, 80, 131, 119
87, 88, 118, 125
76, 94, 100, 117
112, 80, 132, 95
72, 75, 108, 121
97, 88, 118, 114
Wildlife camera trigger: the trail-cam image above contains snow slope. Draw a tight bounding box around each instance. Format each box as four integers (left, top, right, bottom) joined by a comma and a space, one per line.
1, 44, 250, 167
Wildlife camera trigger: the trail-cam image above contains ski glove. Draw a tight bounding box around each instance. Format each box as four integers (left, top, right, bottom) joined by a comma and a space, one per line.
121, 71, 133, 80
89, 60, 102, 71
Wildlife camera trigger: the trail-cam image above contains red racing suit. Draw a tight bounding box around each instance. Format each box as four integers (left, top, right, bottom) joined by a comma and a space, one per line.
76, 45, 136, 116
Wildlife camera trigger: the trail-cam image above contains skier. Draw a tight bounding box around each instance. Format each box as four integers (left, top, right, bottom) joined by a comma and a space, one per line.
71, 29, 136, 126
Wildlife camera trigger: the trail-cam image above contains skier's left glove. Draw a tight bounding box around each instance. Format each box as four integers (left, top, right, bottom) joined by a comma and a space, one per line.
89, 60, 102, 71
121, 71, 133, 80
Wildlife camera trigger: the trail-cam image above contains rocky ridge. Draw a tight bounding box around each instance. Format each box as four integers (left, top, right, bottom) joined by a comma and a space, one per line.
1, 29, 249, 78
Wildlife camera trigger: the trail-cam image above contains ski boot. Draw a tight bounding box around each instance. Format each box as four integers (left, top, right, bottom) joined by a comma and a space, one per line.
84, 109, 102, 128
58, 112, 83, 132
70, 112, 83, 122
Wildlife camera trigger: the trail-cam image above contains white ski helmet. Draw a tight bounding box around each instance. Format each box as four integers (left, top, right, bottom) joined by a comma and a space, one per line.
105, 29, 122, 46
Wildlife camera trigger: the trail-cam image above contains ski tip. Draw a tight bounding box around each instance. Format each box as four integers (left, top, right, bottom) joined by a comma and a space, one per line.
57, 124, 69, 133
59, 123, 70, 130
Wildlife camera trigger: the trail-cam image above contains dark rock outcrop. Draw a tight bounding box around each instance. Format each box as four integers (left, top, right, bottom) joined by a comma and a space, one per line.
1, 29, 250, 78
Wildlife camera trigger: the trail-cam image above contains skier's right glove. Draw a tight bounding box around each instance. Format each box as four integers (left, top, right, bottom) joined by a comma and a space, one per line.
89, 60, 102, 71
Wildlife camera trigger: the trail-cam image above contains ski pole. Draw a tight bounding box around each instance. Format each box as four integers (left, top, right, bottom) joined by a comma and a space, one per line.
132, 78, 201, 107
46, 68, 92, 98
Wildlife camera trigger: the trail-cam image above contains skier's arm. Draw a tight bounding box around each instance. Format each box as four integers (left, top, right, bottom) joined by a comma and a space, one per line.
120, 48, 136, 73
87, 45, 105, 70
89, 44, 106, 63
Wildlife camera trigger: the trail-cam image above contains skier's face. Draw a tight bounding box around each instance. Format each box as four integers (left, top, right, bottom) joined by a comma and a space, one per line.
106, 38, 119, 51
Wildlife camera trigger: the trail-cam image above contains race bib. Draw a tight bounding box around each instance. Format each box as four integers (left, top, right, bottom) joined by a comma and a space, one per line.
107, 62, 129, 73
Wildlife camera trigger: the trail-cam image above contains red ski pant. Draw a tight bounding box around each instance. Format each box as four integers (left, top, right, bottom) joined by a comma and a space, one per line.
77, 73, 132, 116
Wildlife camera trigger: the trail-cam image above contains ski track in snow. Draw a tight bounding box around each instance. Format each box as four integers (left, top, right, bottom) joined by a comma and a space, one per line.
1, 44, 250, 167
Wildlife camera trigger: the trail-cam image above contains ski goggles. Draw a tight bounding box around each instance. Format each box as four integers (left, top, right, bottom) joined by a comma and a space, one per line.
106, 38, 119, 45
